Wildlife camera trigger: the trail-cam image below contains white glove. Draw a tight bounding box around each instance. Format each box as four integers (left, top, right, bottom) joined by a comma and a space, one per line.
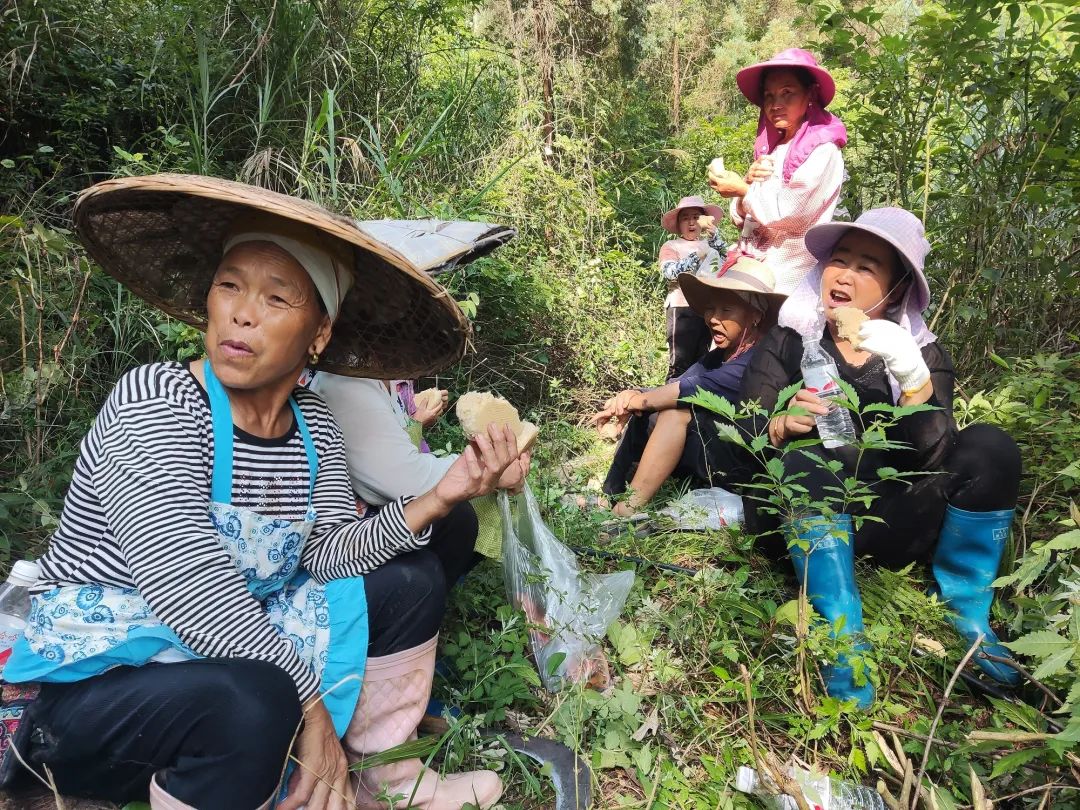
857, 319, 931, 394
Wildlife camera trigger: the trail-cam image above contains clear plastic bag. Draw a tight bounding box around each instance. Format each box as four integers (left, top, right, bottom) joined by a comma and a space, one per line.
660, 487, 744, 530
499, 485, 634, 692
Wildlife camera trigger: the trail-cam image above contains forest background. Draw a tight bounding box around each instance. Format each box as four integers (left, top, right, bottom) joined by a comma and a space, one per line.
1, 0, 1079, 807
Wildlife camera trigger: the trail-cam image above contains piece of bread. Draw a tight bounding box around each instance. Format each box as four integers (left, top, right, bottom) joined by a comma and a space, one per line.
413, 388, 443, 411
835, 306, 869, 349
697, 214, 716, 230
455, 391, 538, 453
708, 157, 725, 176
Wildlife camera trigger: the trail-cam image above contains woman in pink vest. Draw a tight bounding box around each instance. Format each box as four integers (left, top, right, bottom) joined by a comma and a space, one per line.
708, 48, 847, 335
658, 195, 727, 380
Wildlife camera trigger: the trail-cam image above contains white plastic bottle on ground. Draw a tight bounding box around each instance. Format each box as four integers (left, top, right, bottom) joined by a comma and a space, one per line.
0, 560, 40, 677
800, 339, 857, 448
736, 765, 885, 810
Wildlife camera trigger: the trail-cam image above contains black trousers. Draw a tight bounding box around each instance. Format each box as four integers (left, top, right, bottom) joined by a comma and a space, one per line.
752, 424, 1022, 566
17, 502, 480, 809
602, 408, 753, 497
666, 306, 712, 381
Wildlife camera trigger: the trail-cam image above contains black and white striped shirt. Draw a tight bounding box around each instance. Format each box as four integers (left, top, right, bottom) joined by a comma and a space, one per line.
36, 362, 430, 701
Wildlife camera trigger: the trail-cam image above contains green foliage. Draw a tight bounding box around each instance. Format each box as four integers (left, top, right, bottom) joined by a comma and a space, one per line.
686, 383, 937, 529
960, 352, 1080, 753
439, 601, 542, 726
808, 0, 1080, 366
2, 0, 1079, 805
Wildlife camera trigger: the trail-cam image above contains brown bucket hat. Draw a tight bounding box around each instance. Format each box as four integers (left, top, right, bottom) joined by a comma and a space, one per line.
678, 257, 788, 328
73, 174, 472, 379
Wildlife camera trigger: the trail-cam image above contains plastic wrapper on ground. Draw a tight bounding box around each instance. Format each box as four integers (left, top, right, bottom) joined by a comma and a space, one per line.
499, 485, 634, 692
660, 487, 744, 530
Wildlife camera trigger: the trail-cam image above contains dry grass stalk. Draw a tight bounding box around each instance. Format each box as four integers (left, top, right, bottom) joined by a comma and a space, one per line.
740, 664, 811, 810
909, 634, 984, 810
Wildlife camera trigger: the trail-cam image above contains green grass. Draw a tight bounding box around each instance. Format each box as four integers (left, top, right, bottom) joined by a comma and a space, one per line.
433, 414, 1078, 809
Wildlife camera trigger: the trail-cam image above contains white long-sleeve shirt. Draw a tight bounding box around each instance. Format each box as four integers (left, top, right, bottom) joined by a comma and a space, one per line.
729, 141, 845, 295
309, 373, 456, 507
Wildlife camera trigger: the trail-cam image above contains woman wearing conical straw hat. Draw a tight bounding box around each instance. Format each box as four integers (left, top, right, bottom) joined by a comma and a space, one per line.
2, 175, 522, 810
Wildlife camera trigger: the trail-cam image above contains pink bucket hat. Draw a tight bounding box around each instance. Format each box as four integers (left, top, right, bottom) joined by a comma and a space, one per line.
661, 195, 725, 234
804, 207, 932, 311
737, 48, 836, 108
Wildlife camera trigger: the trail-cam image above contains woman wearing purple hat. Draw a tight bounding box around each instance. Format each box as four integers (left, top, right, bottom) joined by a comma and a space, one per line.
737, 207, 1023, 708
658, 195, 728, 380
708, 48, 847, 304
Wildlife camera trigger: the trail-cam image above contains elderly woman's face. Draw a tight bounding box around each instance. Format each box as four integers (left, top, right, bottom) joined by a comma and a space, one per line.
700, 289, 759, 352
762, 69, 810, 134
820, 230, 904, 321
205, 241, 331, 390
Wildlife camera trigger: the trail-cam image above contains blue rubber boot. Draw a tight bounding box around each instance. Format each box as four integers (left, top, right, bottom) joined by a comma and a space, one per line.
932, 505, 1021, 685
788, 514, 875, 709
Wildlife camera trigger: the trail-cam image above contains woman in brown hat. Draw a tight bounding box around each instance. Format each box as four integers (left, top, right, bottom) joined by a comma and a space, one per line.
658, 195, 728, 380
592, 258, 785, 515
2, 175, 520, 810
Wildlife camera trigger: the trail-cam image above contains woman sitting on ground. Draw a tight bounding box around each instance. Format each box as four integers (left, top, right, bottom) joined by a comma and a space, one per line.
308, 375, 529, 509
738, 206, 1022, 709
658, 195, 728, 380
592, 258, 784, 516
2, 176, 522, 810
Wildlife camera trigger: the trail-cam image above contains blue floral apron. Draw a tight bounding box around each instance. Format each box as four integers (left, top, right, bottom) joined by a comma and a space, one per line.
4, 362, 368, 737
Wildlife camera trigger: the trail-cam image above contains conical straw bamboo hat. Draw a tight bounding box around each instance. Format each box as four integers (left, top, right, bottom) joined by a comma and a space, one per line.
74, 173, 472, 379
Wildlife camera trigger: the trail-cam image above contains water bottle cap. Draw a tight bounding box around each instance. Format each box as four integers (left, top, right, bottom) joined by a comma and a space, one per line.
735, 766, 757, 793
8, 560, 40, 587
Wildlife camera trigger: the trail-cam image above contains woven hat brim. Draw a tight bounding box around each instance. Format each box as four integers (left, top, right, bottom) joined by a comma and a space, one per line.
74, 174, 471, 379
679, 273, 786, 317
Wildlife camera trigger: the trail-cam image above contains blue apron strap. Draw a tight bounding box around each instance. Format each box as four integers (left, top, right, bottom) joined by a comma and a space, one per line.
290, 398, 318, 501
204, 361, 235, 505
206, 362, 317, 504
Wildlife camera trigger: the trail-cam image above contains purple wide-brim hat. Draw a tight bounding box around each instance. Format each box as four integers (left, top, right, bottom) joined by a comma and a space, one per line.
661, 195, 725, 234
804, 207, 932, 311
737, 48, 836, 108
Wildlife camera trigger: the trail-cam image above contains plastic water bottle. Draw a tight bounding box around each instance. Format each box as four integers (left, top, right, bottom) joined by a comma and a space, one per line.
801, 339, 856, 448
0, 560, 40, 677
736, 765, 885, 810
